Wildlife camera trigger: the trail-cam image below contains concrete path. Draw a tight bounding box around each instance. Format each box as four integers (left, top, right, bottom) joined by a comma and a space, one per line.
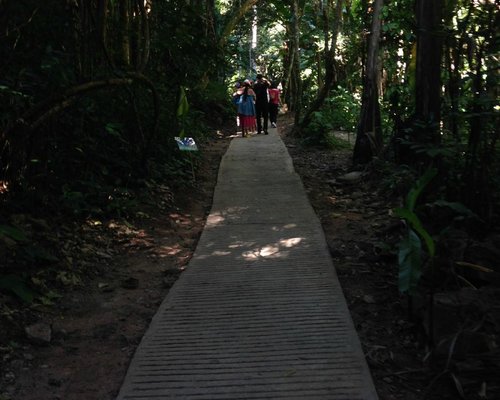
116, 128, 378, 399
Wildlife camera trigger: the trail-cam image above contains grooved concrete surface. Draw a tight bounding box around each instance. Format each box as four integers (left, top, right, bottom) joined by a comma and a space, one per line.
116, 128, 378, 400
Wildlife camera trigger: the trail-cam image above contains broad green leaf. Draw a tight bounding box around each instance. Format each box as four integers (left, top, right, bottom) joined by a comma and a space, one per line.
394, 207, 435, 257
406, 167, 438, 211
105, 122, 123, 138
398, 230, 422, 295
177, 87, 189, 118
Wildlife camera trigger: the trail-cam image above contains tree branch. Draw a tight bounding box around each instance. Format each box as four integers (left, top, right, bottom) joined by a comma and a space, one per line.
218, 0, 260, 48
2, 74, 159, 142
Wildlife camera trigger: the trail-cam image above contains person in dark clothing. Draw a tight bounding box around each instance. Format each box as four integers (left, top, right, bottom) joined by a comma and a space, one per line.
253, 74, 270, 134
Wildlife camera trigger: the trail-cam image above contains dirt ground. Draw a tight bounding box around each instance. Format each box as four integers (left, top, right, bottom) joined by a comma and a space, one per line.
0, 129, 232, 400
0, 115, 475, 400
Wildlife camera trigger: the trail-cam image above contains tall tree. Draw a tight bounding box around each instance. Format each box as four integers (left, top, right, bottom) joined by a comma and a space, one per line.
299, 0, 344, 132
353, 0, 384, 165
118, 0, 131, 66
461, 0, 498, 217
218, 0, 260, 48
290, 0, 303, 124
413, 0, 443, 145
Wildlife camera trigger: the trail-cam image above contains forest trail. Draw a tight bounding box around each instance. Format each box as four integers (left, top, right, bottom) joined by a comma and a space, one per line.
116, 127, 378, 399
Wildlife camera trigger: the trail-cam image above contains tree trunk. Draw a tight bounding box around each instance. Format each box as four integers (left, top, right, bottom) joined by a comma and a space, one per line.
300, 0, 343, 131
291, 0, 302, 124
205, 0, 217, 44
97, 0, 108, 48
218, 0, 259, 48
77, 0, 94, 79
136, 0, 150, 72
414, 0, 443, 144
119, 0, 131, 66
281, 37, 293, 107
353, 0, 384, 165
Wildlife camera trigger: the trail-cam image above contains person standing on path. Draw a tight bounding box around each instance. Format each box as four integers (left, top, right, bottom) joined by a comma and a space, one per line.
268, 81, 281, 128
236, 80, 256, 137
253, 74, 270, 135
232, 81, 243, 132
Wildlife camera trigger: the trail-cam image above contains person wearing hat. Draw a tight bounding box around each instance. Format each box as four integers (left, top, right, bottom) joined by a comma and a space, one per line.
253, 74, 270, 135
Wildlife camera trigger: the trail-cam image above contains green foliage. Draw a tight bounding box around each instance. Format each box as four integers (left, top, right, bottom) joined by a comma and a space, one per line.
177, 87, 190, 138
164, 153, 203, 188
59, 181, 142, 218
152, 1, 220, 86
377, 163, 417, 197
302, 87, 361, 146
0, 223, 59, 302
401, 140, 456, 160
325, 134, 353, 150
303, 111, 334, 146
402, 168, 438, 217
397, 229, 423, 296
0, 0, 229, 207
395, 207, 435, 259
394, 168, 437, 294
325, 88, 361, 132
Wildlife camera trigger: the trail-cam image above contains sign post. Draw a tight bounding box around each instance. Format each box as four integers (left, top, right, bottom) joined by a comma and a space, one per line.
174, 137, 198, 181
